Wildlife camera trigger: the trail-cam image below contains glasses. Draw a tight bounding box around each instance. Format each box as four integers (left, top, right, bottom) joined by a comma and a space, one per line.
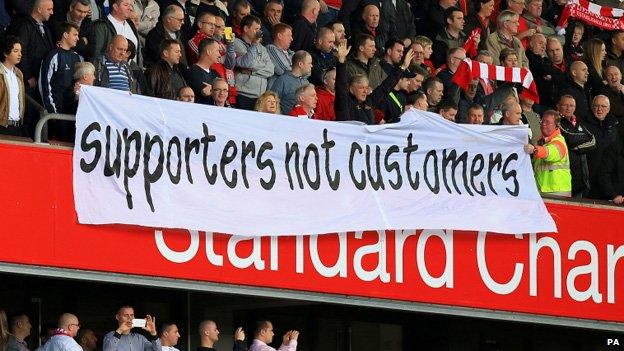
452, 56, 466, 61
213, 88, 228, 93
172, 17, 184, 23
593, 104, 609, 109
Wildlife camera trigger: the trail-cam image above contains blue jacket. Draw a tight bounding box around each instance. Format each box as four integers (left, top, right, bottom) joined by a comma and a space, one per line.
39, 47, 83, 114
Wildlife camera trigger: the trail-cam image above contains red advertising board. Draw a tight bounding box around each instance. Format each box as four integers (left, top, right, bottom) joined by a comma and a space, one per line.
0, 142, 623, 324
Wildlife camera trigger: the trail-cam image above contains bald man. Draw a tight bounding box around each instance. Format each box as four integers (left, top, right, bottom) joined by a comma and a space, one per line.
558, 60, 591, 122
40, 313, 82, 351
93, 35, 134, 92
197, 320, 246, 351
5, 0, 54, 92
352, 4, 392, 52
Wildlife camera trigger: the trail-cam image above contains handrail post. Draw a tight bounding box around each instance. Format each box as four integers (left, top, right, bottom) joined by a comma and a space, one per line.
34, 114, 77, 144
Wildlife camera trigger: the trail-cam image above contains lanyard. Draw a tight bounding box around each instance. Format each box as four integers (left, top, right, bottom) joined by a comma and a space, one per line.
389, 92, 402, 110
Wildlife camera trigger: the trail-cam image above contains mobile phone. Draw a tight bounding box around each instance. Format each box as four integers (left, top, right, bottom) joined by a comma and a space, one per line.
224, 27, 234, 41
132, 318, 146, 328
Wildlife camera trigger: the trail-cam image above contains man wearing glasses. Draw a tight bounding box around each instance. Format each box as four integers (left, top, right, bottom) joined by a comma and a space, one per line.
187, 11, 217, 64
485, 10, 529, 68
584, 95, 620, 198
144, 5, 187, 67
40, 314, 83, 351
103, 306, 161, 351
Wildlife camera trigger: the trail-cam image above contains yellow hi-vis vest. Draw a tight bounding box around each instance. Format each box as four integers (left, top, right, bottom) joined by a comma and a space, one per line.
532, 130, 572, 193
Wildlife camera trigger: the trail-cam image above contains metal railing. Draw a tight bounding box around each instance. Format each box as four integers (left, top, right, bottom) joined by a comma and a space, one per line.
34, 112, 76, 144
26, 95, 77, 144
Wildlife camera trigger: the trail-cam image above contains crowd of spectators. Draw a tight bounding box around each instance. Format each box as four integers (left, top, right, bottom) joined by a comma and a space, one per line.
1, 0, 624, 204
0, 307, 298, 351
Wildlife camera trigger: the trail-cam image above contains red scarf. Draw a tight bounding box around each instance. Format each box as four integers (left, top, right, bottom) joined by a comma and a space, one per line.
557, 0, 624, 33
452, 59, 540, 103
52, 329, 72, 337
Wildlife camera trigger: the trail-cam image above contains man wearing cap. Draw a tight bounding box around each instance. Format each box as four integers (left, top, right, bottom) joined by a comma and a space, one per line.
377, 69, 415, 124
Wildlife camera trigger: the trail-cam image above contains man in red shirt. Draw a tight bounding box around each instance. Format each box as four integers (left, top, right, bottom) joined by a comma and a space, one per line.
289, 83, 317, 118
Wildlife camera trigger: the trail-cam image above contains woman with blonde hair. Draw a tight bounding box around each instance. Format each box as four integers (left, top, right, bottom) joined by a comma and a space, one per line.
254, 91, 281, 114
0, 310, 8, 351
584, 38, 607, 92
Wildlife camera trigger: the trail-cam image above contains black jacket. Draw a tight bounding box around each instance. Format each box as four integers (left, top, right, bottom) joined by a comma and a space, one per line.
437, 68, 460, 104
186, 64, 218, 104
352, 22, 392, 60
377, 89, 406, 124
6, 15, 54, 82
196, 340, 247, 351
526, 50, 554, 107
39, 47, 83, 114
585, 114, 620, 198
338, 0, 382, 37
144, 21, 187, 68
558, 77, 592, 123
585, 60, 607, 95
334, 61, 404, 125
559, 116, 596, 196
600, 85, 624, 139
381, 0, 415, 40
157, 0, 192, 43
599, 141, 624, 200
425, 2, 446, 40
146, 59, 187, 99
290, 15, 316, 53
309, 47, 337, 86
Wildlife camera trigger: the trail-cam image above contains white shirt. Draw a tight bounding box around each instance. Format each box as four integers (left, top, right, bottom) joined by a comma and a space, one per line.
1, 63, 21, 121
41, 335, 82, 351
162, 346, 179, 351
107, 14, 138, 50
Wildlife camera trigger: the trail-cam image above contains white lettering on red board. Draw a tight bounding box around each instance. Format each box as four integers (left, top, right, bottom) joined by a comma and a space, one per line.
154, 230, 624, 304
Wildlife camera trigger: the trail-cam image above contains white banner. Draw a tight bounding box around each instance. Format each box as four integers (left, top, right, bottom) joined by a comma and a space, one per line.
73, 86, 556, 235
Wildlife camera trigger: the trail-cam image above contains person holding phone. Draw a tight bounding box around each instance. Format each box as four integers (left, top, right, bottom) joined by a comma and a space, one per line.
231, 14, 275, 110
103, 306, 162, 351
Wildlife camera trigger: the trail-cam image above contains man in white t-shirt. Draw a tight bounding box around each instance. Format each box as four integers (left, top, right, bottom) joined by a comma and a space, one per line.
41, 314, 83, 351
159, 323, 181, 351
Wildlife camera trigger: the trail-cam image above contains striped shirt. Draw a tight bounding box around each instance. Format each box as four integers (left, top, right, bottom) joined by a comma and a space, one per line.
105, 57, 130, 91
